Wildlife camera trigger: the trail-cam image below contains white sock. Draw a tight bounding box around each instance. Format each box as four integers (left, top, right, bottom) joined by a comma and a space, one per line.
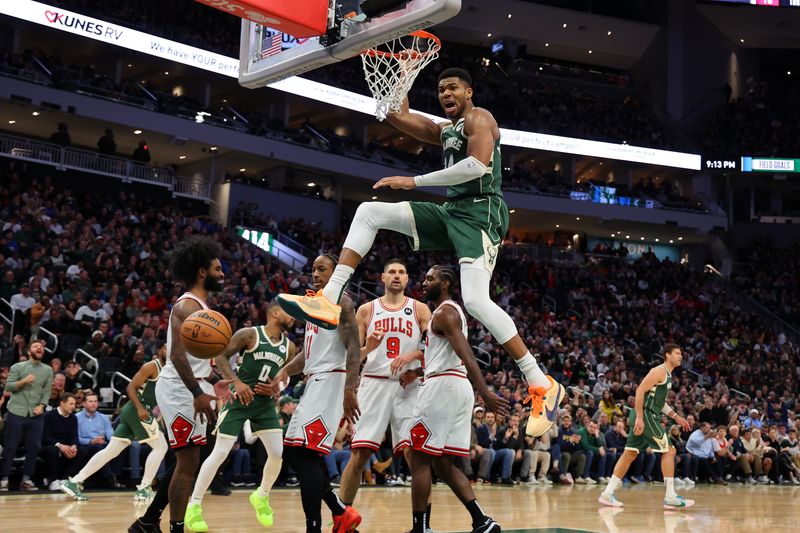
516, 352, 550, 389
603, 475, 622, 496
665, 477, 677, 499
321, 264, 355, 304
257, 431, 284, 497
189, 436, 235, 506
72, 439, 128, 483
140, 432, 168, 488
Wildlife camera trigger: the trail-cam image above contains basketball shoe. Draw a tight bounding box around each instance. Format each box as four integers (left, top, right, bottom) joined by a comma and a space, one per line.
60, 478, 88, 501
663, 495, 695, 510
598, 493, 624, 508
331, 505, 362, 533
134, 484, 154, 502
524, 375, 565, 437
184, 503, 209, 532
277, 290, 340, 330
249, 490, 274, 527
472, 516, 501, 533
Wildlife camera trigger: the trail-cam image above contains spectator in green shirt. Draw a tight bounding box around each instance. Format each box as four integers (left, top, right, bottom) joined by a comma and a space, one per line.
0, 339, 53, 491
578, 420, 608, 482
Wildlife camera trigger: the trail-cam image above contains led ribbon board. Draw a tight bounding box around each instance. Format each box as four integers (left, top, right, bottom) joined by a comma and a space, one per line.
2, 0, 702, 170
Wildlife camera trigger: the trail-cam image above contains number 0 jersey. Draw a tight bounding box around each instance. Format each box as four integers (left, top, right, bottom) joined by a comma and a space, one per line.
363, 297, 423, 378
237, 326, 290, 387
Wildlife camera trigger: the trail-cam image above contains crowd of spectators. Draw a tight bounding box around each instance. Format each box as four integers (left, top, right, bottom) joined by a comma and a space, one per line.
1, 152, 798, 492
700, 78, 800, 158
733, 238, 800, 328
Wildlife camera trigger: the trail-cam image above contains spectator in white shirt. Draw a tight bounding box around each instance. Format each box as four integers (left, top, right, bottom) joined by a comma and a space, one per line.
74, 299, 109, 331
10, 284, 36, 312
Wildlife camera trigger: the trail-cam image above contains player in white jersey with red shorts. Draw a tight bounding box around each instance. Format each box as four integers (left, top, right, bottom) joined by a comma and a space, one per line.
128, 236, 224, 533
402, 266, 509, 533
272, 254, 362, 533
337, 258, 431, 511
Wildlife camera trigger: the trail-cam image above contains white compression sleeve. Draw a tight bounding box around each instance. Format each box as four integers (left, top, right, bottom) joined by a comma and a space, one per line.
72, 438, 129, 483
257, 430, 284, 497
189, 436, 235, 505
140, 431, 168, 488
414, 156, 487, 187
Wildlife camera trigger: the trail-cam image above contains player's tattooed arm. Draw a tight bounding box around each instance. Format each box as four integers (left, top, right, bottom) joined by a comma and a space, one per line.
339, 294, 362, 424
215, 328, 257, 406
436, 305, 509, 417
385, 96, 445, 145
170, 299, 217, 424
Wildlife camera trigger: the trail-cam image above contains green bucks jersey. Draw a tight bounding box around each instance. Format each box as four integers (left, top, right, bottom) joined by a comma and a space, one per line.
644, 365, 672, 415
237, 326, 289, 388
138, 359, 162, 409
440, 117, 503, 200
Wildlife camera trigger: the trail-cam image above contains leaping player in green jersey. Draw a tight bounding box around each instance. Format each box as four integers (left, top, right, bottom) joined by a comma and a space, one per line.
185, 301, 296, 532
278, 67, 563, 438
599, 343, 695, 510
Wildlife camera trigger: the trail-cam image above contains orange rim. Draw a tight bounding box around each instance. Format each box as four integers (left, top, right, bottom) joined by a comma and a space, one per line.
361, 30, 441, 59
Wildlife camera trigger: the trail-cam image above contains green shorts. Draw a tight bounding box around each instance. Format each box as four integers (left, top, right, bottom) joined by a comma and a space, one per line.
113, 401, 160, 444
407, 196, 509, 271
215, 396, 281, 438
625, 409, 669, 453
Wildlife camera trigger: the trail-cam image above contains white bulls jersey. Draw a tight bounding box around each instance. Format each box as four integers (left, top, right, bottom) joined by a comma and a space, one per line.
424, 300, 467, 377
304, 321, 347, 375
363, 297, 423, 377
162, 292, 212, 379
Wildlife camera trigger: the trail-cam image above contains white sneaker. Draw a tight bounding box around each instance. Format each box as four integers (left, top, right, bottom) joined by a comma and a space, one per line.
675, 478, 685, 486
663, 495, 695, 509
575, 476, 587, 484
598, 493, 624, 507
539, 477, 553, 485
585, 477, 598, 484
527, 477, 539, 485
684, 478, 696, 487
48, 479, 62, 491
757, 475, 769, 484
0, 478, 8, 492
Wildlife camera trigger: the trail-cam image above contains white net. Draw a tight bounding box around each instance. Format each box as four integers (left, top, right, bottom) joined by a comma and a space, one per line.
360, 31, 441, 121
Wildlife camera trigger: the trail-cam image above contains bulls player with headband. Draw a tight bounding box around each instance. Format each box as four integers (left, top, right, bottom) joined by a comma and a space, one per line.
336, 258, 431, 516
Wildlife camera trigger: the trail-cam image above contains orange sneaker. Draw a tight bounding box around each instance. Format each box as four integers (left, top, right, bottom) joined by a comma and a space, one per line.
331, 506, 361, 533
277, 290, 341, 330
524, 375, 565, 437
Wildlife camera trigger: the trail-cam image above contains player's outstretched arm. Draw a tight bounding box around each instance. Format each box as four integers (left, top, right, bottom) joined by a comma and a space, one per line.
126, 361, 158, 421
386, 96, 444, 145
215, 328, 257, 406
436, 306, 509, 416
169, 299, 216, 424
339, 295, 362, 424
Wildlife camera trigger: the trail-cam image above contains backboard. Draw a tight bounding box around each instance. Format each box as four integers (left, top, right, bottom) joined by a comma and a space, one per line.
238, 0, 460, 88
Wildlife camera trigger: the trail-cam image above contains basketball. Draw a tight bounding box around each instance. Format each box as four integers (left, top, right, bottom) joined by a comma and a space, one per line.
179, 310, 232, 359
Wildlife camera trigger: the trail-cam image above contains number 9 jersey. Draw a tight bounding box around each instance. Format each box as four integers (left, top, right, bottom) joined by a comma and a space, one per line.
362, 297, 423, 378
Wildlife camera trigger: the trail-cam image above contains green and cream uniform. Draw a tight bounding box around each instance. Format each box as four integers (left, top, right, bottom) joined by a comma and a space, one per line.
625, 365, 672, 453
113, 359, 162, 444
408, 116, 509, 272
216, 326, 288, 437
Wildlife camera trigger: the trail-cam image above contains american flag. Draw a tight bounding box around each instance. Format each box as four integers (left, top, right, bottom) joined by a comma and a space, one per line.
261, 30, 283, 59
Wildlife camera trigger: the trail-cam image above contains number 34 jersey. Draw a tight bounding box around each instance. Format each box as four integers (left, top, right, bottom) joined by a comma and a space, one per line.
362, 297, 423, 378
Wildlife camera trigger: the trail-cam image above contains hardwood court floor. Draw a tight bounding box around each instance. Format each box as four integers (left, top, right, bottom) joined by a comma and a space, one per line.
2, 483, 798, 533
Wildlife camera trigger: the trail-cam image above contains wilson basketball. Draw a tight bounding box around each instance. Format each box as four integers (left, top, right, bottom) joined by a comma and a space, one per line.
179, 310, 232, 359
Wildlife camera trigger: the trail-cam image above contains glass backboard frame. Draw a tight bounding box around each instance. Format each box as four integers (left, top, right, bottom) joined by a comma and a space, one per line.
238, 0, 460, 88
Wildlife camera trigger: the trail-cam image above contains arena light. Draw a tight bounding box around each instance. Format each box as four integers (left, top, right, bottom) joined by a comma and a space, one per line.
32, 111, 39, 116
1, 0, 702, 170
8, 120, 15, 124
133, 129, 142, 134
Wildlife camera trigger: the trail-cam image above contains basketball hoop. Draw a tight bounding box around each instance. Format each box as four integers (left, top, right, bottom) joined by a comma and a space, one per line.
361, 30, 441, 121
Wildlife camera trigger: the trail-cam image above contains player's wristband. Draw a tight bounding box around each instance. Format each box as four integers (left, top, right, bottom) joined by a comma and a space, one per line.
190, 384, 204, 398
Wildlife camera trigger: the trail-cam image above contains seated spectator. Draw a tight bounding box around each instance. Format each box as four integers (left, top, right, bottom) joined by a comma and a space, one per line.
715, 425, 737, 481
476, 412, 514, 485
521, 423, 556, 484
578, 420, 607, 482
744, 409, 764, 430
1, 334, 27, 368
742, 427, 771, 483
74, 299, 108, 334
48, 372, 66, 408
40, 392, 86, 490
63, 361, 86, 392
498, 413, 524, 483
685, 421, 725, 484
76, 391, 120, 488
470, 407, 494, 483
556, 414, 587, 485
0, 339, 53, 491
325, 421, 353, 485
